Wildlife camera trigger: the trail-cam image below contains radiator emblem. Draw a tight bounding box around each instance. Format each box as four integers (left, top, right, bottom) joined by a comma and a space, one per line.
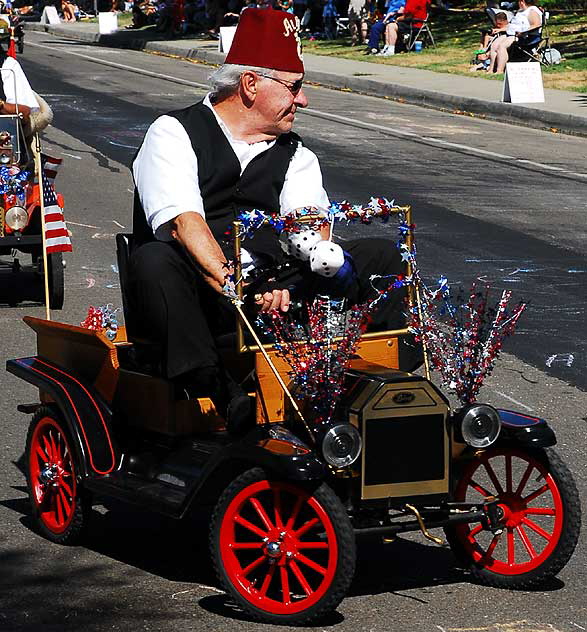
393, 391, 416, 405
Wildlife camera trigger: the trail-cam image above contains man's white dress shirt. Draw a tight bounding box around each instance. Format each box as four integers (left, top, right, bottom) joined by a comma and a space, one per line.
133, 94, 330, 242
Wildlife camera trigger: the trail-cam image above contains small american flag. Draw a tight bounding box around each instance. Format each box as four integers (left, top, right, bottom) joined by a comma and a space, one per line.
40, 155, 72, 254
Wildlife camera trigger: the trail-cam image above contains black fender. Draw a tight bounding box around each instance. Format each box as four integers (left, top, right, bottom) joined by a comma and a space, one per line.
496, 408, 556, 448
183, 424, 325, 514
7, 356, 119, 477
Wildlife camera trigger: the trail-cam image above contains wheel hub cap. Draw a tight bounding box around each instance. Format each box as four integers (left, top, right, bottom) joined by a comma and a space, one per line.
39, 465, 58, 485
265, 541, 282, 558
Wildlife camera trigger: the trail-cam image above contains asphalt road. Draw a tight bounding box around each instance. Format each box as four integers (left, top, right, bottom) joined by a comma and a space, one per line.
0, 31, 586, 632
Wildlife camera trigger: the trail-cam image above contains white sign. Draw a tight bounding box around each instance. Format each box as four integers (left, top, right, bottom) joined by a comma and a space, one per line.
98, 12, 118, 34
218, 26, 237, 54
40, 6, 61, 25
502, 62, 545, 104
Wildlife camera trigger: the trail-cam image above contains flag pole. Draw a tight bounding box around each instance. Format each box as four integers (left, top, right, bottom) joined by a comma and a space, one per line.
33, 132, 51, 320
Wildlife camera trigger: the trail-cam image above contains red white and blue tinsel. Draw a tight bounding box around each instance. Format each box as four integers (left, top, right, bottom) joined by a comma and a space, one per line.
403, 244, 527, 404
247, 198, 412, 423
0, 165, 31, 206
237, 197, 527, 413
80, 304, 120, 341
237, 197, 413, 238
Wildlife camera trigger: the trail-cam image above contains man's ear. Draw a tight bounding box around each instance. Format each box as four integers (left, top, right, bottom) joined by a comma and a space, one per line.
240, 70, 259, 102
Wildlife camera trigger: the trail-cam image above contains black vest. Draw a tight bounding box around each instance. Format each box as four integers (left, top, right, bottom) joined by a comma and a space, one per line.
132, 101, 300, 261
0, 51, 8, 102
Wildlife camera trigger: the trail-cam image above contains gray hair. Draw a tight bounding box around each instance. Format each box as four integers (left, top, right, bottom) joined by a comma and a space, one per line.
208, 64, 275, 100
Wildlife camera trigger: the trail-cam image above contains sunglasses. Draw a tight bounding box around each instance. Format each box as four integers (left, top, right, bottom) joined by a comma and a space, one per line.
257, 73, 304, 95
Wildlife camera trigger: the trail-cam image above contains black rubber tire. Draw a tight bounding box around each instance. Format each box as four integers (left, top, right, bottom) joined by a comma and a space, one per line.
210, 468, 356, 625
445, 447, 581, 589
25, 406, 91, 545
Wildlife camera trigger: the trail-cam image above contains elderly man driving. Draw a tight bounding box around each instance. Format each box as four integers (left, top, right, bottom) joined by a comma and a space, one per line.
130, 8, 414, 434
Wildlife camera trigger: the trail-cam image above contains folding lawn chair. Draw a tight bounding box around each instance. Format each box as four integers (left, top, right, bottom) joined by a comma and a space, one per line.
403, 0, 436, 51
509, 10, 560, 66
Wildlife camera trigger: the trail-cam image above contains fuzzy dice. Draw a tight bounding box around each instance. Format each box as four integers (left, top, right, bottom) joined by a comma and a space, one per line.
309, 240, 345, 277
279, 229, 322, 262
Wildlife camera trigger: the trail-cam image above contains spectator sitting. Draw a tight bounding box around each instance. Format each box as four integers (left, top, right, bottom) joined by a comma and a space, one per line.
365, 0, 405, 54
470, 11, 508, 71
182, 0, 208, 32
381, 0, 428, 56
153, 0, 173, 32
347, 0, 367, 45
322, 0, 337, 39
222, 0, 243, 24
126, 0, 157, 28
486, 0, 542, 72
61, 0, 77, 20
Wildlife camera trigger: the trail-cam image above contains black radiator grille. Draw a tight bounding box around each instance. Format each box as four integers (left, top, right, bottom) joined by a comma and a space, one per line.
364, 414, 445, 486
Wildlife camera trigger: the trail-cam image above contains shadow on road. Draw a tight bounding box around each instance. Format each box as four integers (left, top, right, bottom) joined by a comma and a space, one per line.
0, 488, 566, 628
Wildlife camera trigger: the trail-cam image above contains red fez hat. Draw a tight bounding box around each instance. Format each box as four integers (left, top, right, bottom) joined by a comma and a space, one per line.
225, 8, 304, 74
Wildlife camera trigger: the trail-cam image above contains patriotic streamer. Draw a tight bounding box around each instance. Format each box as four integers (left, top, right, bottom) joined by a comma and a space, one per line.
237, 197, 411, 238
256, 274, 409, 424
0, 165, 30, 198
245, 197, 527, 409
405, 266, 527, 404
80, 304, 120, 341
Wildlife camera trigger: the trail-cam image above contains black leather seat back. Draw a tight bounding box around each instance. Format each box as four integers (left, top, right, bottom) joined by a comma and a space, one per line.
115, 233, 137, 339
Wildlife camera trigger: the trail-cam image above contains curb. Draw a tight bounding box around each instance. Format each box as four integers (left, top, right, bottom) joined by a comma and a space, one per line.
27, 22, 587, 137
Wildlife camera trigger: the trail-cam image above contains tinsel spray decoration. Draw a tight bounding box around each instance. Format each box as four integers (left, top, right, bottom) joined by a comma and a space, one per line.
247, 199, 414, 423
257, 271, 409, 424
258, 298, 369, 423
407, 277, 527, 404
80, 304, 120, 341
0, 164, 31, 200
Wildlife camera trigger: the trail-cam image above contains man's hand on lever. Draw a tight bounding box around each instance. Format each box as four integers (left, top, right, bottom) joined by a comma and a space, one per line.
171, 211, 290, 313
254, 286, 290, 313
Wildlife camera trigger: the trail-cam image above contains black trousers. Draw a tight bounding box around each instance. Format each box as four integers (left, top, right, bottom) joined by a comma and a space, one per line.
128, 238, 407, 380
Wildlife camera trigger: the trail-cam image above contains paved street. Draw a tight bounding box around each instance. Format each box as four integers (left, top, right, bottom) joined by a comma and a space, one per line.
0, 30, 586, 632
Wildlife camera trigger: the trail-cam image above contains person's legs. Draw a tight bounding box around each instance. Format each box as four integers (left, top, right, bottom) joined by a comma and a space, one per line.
380, 21, 398, 55
360, 18, 368, 43
348, 14, 360, 44
129, 241, 222, 378
345, 238, 406, 329
366, 19, 385, 51
487, 35, 514, 72
495, 35, 514, 72
385, 21, 398, 46
128, 241, 252, 432
345, 238, 424, 371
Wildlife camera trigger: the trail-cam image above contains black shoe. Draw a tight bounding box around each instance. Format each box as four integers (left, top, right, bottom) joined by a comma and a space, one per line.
174, 367, 255, 435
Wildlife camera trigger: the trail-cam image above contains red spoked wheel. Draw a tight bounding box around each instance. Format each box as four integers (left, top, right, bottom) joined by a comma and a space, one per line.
26, 406, 91, 544
210, 468, 355, 624
446, 447, 581, 588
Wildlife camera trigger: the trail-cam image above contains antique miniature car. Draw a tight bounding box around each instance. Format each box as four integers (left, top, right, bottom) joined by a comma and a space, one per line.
6, 219, 582, 625
0, 114, 64, 309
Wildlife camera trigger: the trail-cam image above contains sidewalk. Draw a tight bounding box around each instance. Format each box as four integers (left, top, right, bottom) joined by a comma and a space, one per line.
27, 21, 587, 137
